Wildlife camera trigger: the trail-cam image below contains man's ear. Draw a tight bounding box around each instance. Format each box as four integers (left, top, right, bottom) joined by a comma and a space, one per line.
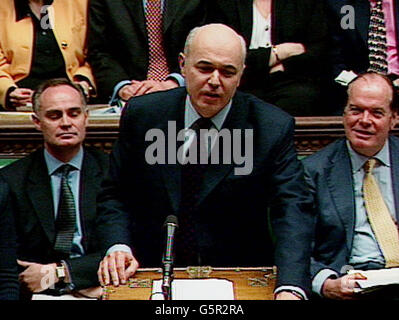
31, 113, 42, 132
178, 53, 186, 76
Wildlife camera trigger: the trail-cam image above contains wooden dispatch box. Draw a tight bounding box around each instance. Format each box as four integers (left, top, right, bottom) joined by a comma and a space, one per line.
103, 266, 277, 300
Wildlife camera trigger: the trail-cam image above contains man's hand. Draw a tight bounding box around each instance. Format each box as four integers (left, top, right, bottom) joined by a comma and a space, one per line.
275, 42, 306, 60
18, 260, 58, 293
322, 273, 366, 300
274, 291, 303, 300
97, 251, 139, 286
74, 80, 92, 99
118, 79, 178, 101
8, 88, 34, 108
269, 63, 285, 74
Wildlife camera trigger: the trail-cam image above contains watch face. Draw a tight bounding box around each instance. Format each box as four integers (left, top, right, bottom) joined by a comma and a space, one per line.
56, 266, 66, 278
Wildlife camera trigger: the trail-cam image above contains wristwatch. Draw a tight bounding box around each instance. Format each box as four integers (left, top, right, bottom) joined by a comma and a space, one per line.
55, 262, 66, 282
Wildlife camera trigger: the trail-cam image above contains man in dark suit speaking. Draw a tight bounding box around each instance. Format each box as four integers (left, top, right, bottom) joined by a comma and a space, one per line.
96, 23, 314, 299
0, 79, 109, 299
303, 72, 399, 299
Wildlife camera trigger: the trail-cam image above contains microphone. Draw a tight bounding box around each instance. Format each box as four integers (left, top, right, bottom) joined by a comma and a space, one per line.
161, 215, 178, 300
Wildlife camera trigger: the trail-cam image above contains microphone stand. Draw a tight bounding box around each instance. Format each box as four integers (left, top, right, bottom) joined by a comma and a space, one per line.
161, 215, 178, 300
162, 257, 174, 300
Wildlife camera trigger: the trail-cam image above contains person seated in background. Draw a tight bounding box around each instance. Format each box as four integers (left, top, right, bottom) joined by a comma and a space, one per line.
88, 0, 209, 105
303, 72, 399, 299
95, 23, 315, 300
0, 177, 19, 300
207, 0, 329, 116
0, 0, 96, 111
0, 78, 108, 299
324, 0, 399, 114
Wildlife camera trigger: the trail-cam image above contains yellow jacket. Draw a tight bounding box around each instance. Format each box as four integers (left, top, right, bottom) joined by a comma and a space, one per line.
0, 0, 95, 108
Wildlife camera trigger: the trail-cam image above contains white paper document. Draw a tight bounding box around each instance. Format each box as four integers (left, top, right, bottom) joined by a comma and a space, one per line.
334, 70, 358, 86
348, 268, 399, 293
151, 279, 235, 300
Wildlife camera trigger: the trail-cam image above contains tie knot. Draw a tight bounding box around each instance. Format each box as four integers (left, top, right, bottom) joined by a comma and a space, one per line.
58, 164, 75, 177
192, 117, 213, 131
364, 158, 377, 174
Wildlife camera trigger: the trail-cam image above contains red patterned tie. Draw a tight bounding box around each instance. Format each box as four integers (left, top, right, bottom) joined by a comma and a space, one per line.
145, 0, 170, 80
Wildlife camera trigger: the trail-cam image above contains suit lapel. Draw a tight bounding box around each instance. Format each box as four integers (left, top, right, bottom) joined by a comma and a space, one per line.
163, 0, 178, 32
78, 150, 101, 251
27, 151, 56, 244
196, 93, 248, 206
394, 0, 399, 45
238, 0, 254, 43
326, 140, 355, 252
272, 0, 286, 43
123, 0, 147, 39
354, 0, 370, 45
160, 92, 186, 214
389, 136, 399, 223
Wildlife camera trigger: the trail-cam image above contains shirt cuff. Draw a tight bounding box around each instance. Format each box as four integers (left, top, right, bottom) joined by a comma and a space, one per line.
166, 73, 186, 87
109, 80, 131, 105
312, 269, 339, 297
106, 244, 132, 256
274, 285, 308, 300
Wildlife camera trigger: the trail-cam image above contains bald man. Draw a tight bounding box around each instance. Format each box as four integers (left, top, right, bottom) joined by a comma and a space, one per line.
96, 24, 314, 300
303, 72, 399, 299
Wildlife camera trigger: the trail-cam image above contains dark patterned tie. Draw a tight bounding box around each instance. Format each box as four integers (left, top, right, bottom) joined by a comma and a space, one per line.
175, 118, 213, 266
368, 0, 388, 74
53, 164, 76, 258
145, 0, 170, 80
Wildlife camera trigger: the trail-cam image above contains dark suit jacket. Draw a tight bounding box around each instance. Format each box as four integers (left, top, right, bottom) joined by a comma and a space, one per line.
88, 0, 209, 102
302, 136, 399, 279
0, 147, 109, 291
325, 0, 399, 78
208, 0, 329, 89
96, 87, 314, 294
0, 178, 19, 300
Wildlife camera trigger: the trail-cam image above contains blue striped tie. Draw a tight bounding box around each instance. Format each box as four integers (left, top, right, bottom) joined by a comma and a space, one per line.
54, 164, 76, 257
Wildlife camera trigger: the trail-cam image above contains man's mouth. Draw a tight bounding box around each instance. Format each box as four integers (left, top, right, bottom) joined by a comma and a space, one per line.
353, 129, 374, 138
57, 132, 77, 138
202, 92, 221, 100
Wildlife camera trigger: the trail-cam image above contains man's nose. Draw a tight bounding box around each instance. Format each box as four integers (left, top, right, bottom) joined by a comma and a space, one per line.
359, 110, 372, 125
208, 70, 221, 87
60, 114, 72, 126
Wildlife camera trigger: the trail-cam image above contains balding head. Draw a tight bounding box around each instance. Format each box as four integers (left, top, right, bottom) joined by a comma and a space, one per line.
183, 24, 247, 68
179, 24, 246, 118
343, 72, 398, 156
347, 72, 396, 113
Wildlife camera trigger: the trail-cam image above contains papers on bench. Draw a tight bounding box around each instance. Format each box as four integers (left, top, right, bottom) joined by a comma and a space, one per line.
335, 70, 358, 86
348, 267, 399, 293
151, 279, 235, 300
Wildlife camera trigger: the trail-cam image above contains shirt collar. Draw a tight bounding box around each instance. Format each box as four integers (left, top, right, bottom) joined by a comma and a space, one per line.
346, 139, 390, 173
44, 147, 84, 176
14, 0, 53, 21
184, 95, 232, 131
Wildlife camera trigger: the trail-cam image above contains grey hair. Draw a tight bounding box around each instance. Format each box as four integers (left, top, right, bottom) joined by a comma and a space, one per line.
32, 78, 87, 114
183, 24, 247, 66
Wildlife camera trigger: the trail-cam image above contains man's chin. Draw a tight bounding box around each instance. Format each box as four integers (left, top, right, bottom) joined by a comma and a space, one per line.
350, 140, 379, 156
